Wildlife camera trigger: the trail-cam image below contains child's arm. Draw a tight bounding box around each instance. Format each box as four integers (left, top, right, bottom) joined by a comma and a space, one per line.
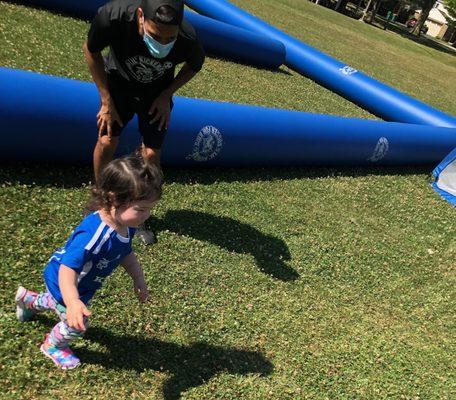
59, 265, 92, 331
121, 252, 149, 302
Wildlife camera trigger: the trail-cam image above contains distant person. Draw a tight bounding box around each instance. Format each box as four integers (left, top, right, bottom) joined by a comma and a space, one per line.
83, 0, 205, 243
15, 155, 162, 369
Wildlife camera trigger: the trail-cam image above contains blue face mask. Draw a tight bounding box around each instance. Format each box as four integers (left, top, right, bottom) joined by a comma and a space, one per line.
143, 30, 176, 59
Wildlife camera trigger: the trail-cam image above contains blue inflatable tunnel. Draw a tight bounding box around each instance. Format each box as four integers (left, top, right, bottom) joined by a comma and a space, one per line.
185, 11, 285, 69
18, 1, 285, 70
1, 68, 456, 167
185, 0, 456, 128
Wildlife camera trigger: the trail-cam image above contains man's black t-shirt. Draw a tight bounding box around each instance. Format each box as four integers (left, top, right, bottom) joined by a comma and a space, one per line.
87, 0, 205, 96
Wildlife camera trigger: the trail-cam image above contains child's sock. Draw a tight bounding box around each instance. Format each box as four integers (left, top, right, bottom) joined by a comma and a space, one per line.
15, 287, 58, 321
48, 320, 85, 349
31, 292, 57, 312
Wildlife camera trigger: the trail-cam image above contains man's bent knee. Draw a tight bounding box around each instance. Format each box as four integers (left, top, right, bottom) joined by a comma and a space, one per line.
98, 135, 120, 150
142, 146, 161, 165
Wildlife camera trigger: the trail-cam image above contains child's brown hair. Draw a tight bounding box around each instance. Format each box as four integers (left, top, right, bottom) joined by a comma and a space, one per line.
87, 154, 163, 211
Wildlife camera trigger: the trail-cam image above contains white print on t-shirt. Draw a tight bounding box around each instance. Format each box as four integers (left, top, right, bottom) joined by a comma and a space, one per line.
125, 55, 174, 83
93, 276, 106, 284
96, 255, 121, 270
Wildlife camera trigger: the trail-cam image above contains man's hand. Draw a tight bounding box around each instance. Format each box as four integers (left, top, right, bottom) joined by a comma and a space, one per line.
148, 91, 172, 131
97, 98, 123, 138
134, 278, 149, 303
66, 299, 91, 331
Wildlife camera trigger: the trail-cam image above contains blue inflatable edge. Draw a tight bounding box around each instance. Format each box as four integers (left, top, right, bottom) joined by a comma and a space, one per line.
431, 147, 456, 206
432, 147, 456, 178
431, 182, 456, 206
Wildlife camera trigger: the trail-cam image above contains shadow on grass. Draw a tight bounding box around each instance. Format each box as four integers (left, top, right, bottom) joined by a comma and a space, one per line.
78, 327, 273, 400
0, 163, 435, 188
34, 316, 273, 399
201, 54, 293, 75
153, 209, 297, 281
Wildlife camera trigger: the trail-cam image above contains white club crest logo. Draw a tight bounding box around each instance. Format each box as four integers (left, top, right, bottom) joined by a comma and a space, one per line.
368, 137, 389, 162
339, 66, 358, 76
186, 125, 223, 162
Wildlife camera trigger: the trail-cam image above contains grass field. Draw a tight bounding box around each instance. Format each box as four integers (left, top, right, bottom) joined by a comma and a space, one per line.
1, 1, 455, 399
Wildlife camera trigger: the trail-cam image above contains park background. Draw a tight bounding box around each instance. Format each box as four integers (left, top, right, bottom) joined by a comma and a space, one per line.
0, 0, 455, 399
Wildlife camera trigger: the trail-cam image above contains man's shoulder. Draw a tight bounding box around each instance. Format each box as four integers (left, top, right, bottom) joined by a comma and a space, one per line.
179, 18, 198, 42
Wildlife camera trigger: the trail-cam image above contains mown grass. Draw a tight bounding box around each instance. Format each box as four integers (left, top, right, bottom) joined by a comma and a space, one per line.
0, 1, 455, 399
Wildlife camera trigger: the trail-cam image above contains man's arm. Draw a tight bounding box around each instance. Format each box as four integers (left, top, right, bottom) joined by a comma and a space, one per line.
149, 63, 199, 130
162, 62, 198, 97
83, 42, 123, 137
83, 42, 111, 106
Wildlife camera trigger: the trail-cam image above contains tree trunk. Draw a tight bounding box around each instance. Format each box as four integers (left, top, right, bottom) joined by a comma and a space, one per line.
335, 0, 350, 12
370, 0, 380, 21
362, 0, 379, 23
393, 0, 403, 15
361, 0, 375, 22
411, 0, 435, 36
355, 0, 364, 14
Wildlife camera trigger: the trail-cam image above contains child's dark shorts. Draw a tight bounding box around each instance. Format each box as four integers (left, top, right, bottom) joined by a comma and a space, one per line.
102, 72, 174, 150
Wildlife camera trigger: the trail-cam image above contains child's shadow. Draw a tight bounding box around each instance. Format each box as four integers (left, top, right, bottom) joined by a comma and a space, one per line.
75, 326, 273, 400
153, 210, 298, 281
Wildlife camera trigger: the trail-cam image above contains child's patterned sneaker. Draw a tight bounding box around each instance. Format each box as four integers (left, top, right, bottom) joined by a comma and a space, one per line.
40, 335, 80, 370
15, 286, 36, 322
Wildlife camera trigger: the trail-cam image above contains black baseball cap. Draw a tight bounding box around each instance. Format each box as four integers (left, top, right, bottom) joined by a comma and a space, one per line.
140, 0, 184, 25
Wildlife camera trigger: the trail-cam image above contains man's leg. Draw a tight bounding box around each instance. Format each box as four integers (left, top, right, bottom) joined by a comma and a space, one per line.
136, 102, 169, 245
141, 144, 161, 166
93, 135, 120, 182
136, 145, 162, 244
93, 73, 134, 182
138, 96, 171, 167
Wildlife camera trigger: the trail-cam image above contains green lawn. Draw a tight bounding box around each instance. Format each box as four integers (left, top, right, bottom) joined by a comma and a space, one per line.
0, 1, 455, 399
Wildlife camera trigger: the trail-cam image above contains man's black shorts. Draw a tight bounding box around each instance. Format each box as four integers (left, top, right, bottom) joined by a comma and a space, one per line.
103, 72, 173, 150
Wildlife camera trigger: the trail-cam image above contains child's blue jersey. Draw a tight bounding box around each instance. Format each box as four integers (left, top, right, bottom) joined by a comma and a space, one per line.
43, 211, 136, 305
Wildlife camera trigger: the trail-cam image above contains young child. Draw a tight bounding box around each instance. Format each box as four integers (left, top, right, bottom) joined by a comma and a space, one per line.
14, 155, 163, 369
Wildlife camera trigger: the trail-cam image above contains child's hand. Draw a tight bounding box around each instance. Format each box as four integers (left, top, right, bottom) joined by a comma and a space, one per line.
134, 279, 149, 303
66, 299, 91, 331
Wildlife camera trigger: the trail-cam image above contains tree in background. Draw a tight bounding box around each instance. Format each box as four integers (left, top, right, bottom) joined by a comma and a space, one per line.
411, 0, 436, 36
361, 0, 382, 22
443, 0, 456, 44
443, 0, 456, 19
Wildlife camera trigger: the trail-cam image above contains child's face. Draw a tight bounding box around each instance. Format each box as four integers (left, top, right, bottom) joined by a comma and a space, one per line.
115, 198, 158, 228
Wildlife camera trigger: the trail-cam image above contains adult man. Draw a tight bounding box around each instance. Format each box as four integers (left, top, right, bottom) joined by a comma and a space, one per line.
83, 0, 205, 243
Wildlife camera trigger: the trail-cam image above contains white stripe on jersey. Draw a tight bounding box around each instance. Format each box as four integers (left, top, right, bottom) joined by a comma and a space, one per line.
84, 222, 107, 252
78, 261, 93, 283
93, 227, 115, 255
